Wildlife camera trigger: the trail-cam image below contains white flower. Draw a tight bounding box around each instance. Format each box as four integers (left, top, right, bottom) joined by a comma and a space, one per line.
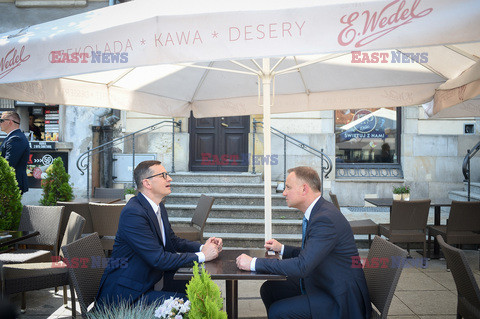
155, 297, 190, 319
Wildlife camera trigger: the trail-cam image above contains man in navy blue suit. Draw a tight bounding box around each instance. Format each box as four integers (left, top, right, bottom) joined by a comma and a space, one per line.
0, 111, 30, 194
96, 160, 222, 306
237, 166, 371, 319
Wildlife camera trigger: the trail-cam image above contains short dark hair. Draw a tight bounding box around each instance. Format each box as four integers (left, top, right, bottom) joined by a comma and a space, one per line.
2, 111, 20, 124
287, 166, 321, 192
134, 160, 162, 190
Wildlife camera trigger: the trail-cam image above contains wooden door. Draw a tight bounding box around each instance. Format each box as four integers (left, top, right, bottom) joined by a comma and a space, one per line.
189, 115, 250, 171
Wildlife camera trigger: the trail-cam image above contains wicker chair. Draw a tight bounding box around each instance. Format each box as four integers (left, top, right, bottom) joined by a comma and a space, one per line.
61, 233, 105, 316
89, 203, 124, 251
379, 199, 430, 266
428, 201, 480, 259
0, 205, 64, 265
172, 195, 215, 243
93, 187, 124, 200
1, 212, 85, 315
57, 201, 94, 235
329, 191, 378, 246
437, 235, 480, 318
365, 236, 408, 319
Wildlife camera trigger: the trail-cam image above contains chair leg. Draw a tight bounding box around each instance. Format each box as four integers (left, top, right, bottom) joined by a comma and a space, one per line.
70, 285, 76, 318
427, 234, 431, 259
63, 285, 68, 305
21, 292, 26, 313
423, 241, 427, 268
368, 234, 372, 247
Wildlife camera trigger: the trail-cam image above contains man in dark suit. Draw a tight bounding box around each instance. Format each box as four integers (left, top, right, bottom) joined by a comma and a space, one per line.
0, 111, 30, 194
236, 166, 371, 319
96, 160, 222, 306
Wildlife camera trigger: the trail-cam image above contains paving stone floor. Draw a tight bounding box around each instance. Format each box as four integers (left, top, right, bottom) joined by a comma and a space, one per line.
6, 247, 478, 319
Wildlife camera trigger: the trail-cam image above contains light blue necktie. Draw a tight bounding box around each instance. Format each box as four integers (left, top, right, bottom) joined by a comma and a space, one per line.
300, 217, 308, 294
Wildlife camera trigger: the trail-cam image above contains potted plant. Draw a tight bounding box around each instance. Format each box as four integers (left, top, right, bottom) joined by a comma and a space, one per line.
40, 157, 74, 206
392, 186, 403, 200
124, 187, 136, 202
402, 185, 410, 201
0, 157, 22, 230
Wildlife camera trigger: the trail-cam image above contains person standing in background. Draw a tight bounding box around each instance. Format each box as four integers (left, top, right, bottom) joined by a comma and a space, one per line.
0, 111, 30, 194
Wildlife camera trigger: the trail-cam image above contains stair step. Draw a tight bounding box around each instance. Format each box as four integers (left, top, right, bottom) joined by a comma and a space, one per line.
170, 182, 277, 194
169, 172, 263, 183
449, 190, 480, 201
165, 204, 301, 219
171, 217, 301, 234
165, 193, 286, 206
463, 182, 480, 194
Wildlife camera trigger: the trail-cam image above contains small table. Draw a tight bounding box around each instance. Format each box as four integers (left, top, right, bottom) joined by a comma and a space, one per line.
0, 230, 40, 251
364, 198, 452, 258
174, 249, 286, 319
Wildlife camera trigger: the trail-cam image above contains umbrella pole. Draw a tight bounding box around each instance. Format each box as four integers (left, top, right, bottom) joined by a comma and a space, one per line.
262, 58, 272, 241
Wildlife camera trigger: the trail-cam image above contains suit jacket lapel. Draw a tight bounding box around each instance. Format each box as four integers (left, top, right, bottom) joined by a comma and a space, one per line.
137, 192, 164, 246
159, 203, 174, 252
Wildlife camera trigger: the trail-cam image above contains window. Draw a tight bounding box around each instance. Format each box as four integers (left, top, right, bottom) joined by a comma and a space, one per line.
335, 107, 399, 164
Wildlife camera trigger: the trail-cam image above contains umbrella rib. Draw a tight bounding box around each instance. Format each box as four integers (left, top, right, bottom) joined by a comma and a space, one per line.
444, 45, 480, 62
176, 63, 257, 76
293, 56, 310, 95
395, 49, 448, 79
106, 68, 136, 87
275, 53, 348, 76
190, 62, 214, 103
230, 60, 261, 75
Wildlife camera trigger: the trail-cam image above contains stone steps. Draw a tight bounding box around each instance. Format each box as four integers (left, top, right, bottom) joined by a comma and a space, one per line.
165, 204, 300, 219
448, 181, 480, 201
170, 182, 277, 194
169, 172, 263, 183
165, 192, 286, 206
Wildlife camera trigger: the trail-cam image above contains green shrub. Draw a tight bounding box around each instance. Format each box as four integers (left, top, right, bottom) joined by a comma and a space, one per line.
40, 157, 74, 206
186, 261, 227, 319
0, 157, 22, 230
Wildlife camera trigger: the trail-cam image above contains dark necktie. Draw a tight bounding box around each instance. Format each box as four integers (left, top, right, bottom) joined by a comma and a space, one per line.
300, 216, 308, 294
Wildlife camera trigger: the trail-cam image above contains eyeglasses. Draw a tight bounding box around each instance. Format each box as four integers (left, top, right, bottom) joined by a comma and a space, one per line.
145, 172, 169, 180
0, 118, 20, 124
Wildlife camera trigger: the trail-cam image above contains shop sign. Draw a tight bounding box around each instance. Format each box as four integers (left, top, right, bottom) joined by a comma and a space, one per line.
29, 141, 56, 150
27, 151, 68, 188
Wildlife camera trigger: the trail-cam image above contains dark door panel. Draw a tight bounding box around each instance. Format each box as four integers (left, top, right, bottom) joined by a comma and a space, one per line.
189, 114, 249, 171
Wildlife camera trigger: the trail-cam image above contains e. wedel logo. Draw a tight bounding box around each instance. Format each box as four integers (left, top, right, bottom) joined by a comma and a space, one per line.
0, 45, 30, 79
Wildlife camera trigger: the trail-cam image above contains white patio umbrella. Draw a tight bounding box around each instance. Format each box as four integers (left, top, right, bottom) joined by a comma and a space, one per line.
1, 0, 480, 239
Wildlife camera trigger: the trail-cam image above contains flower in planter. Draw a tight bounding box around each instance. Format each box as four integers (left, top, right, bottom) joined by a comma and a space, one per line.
154, 297, 190, 319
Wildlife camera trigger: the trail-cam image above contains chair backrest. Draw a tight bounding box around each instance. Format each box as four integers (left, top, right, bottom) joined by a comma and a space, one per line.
437, 235, 480, 311
59, 212, 86, 258
329, 191, 341, 210
57, 201, 94, 234
93, 187, 124, 199
89, 203, 125, 237
446, 200, 480, 232
390, 199, 430, 231
364, 236, 408, 319
62, 233, 106, 315
18, 205, 64, 252
191, 195, 215, 231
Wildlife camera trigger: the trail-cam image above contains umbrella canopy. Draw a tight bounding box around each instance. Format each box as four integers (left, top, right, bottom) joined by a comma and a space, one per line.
1, 0, 480, 239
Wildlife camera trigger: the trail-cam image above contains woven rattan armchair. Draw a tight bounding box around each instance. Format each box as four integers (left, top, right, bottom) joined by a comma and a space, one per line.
61, 233, 106, 316
172, 194, 215, 243
379, 199, 430, 266
57, 201, 94, 235
0, 205, 64, 265
89, 203, 124, 251
428, 201, 480, 259
329, 192, 379, 246
437, 235, 480, 318
1, 212, 85, 315
365, 236, 408, 319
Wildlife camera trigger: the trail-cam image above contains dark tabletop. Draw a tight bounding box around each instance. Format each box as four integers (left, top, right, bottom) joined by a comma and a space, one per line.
365, 198, 452, 207
0, 230, 40, 248
175, 249, 286, 281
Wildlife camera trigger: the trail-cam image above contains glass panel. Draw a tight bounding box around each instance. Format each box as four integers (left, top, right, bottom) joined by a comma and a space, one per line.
335, 107, 398, 164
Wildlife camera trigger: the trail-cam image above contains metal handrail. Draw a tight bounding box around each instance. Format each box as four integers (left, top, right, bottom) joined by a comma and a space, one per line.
462, 140, 480, 201
253, 119, 333, 193
76, 119, 182, 198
